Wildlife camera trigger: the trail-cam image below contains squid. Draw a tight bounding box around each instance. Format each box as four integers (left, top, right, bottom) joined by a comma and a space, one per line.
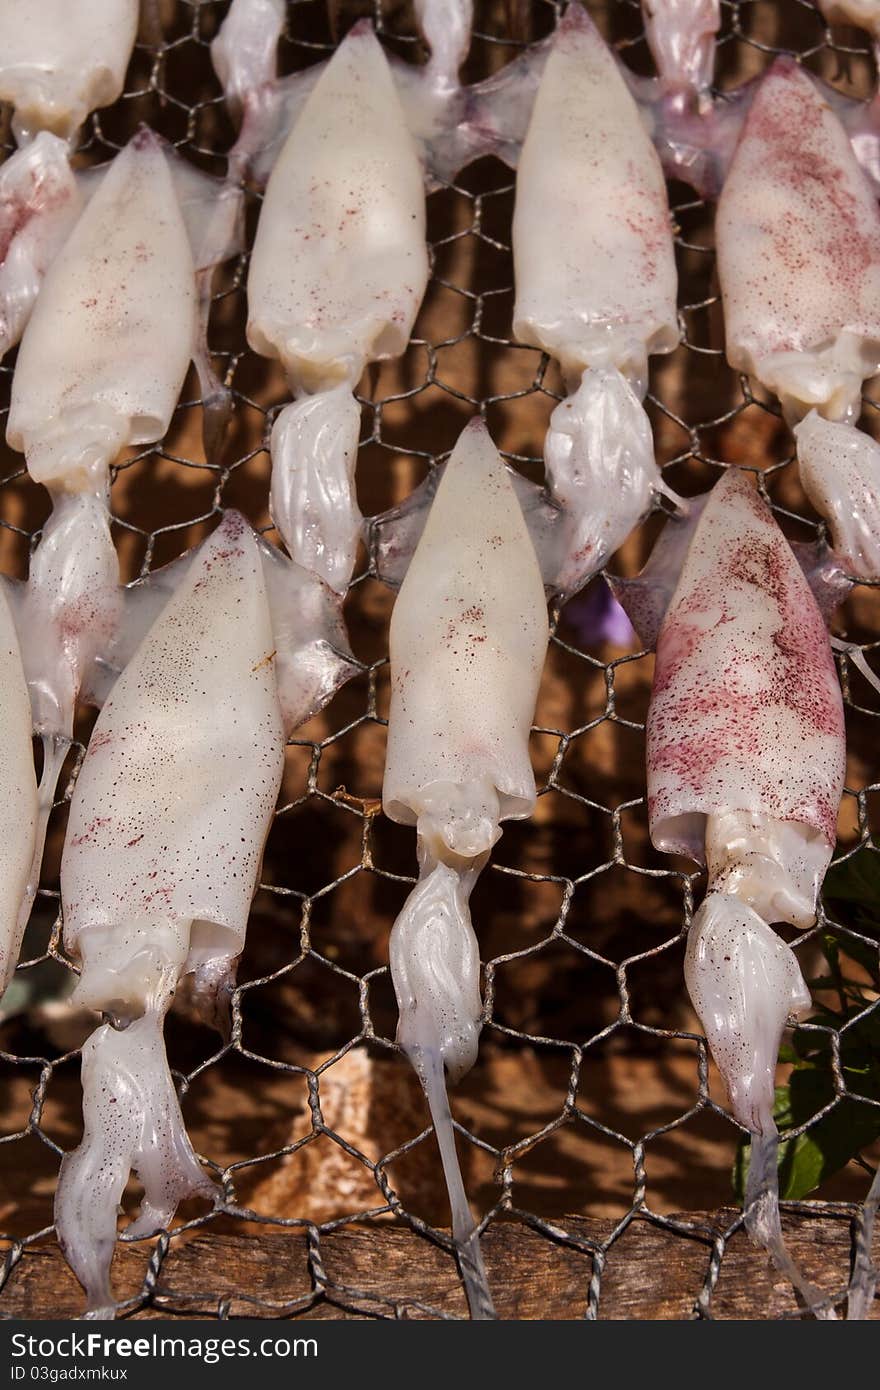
716, 58, 880, 426
0, 0, 139, 146
615, 468, 845, 1317
0, 130, 242, 422
3, 129, 241, 941
212, 0, 476, 186
0, 586, 38, 997
511, 2, 682, 598
795, 411, 880, 581
718, 58, 880, 711
0, 133, 83, 361
246, 22, 429, 593
54, 510, 356, 1318
382, 419, 549, 1320
640, 0, 720, 108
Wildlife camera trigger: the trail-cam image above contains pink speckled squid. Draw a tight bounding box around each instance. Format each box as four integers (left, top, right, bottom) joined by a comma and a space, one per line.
53, 511, 356, 1318
717, 58, 880, 427
717, 58, 880, 720
616, 468, 846, 1317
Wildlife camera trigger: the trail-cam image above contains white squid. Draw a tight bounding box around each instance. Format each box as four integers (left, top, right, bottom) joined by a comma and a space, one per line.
55, 510, 356, 1318
616, 468, 845, 1316
717, 58, 880, 426
3, 129, 241, 939
0, 133, 83, 361
795, 411, 880, 581
716, 58, 880, 711
212, 0, 476, 186
383, 419, 549, 1319
0, 586, 38, 997
512, 2, 682, 599
246, 22, 429, 594
0, 0, 139, 146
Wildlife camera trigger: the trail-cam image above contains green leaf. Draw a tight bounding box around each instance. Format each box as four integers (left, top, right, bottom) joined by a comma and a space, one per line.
729, 846, 880, 1203
824, 849, 880, 915
733, 1071, 880, 1201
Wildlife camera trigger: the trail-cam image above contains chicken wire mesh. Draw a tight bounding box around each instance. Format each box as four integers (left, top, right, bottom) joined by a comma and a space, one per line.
0, 0, 878, 1321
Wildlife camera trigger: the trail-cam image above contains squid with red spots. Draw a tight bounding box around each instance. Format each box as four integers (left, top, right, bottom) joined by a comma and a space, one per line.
1, 130, 241, 945
511, 4, 683, 600
715, 59, 880, 715
616, 469, 846, 1317
718, 59, 880, 426
53, 511, 356, 1319
382, 421, 549, 1319
0, 3, 170, 364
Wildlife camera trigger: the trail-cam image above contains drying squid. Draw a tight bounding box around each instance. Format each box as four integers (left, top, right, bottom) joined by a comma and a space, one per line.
2, 128, 241, 935
0, 587, 38, 997
211, 0, 285, 117
511, 2, 681, 598
0, 133, 83, 361
717, 58, 880, 689
54, 511, 356, 1318
794, 411, 880, 581
641, 0, 720, 106
717, 58, 880, 426
247, 22, 429, 593
0, 134, 242, 403
616, 468, 845, 1317
213, 0, 475, 185
383, 419, 548, 1320
0, 0, 139, 146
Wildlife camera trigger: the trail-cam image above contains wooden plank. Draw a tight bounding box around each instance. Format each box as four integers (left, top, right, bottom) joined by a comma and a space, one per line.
2, 1211, 876, 1320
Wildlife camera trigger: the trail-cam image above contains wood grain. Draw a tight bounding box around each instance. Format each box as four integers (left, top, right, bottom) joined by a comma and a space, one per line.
2, 1211, 876, 1320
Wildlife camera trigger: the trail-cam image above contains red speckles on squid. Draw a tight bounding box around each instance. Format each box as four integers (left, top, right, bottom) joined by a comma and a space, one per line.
717, 59, 880, 419
647, 470, 845, 854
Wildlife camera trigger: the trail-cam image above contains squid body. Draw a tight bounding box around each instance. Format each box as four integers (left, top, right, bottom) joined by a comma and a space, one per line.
213, 0, 476, 185
3, 131, 195, 933
717, 58, 880, 425
1, 128, 242, 944
247, 22, 429, 594
55, 511, 355, 1317
0, 587, 38, 996
0, 132, 83, 361
621, 468, 845, 1314
717, 59, 880, 689
795, 410, 880, 581
0, 0, 138, 145
384, 419, 548, 1318
512, 2, 681, 598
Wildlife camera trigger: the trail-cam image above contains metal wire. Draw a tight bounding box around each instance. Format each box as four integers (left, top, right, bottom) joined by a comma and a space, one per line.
0, 0, 878, 1321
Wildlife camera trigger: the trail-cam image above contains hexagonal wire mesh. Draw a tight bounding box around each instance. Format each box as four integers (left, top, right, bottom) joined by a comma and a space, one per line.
0, 0, 878, 1321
